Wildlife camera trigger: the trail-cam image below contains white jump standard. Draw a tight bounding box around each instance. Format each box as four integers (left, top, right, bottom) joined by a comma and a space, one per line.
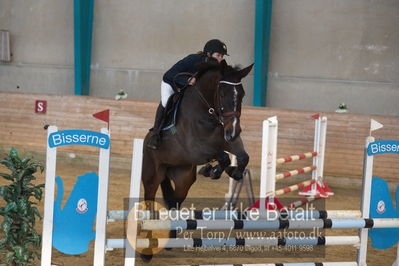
258, 115, 331, 212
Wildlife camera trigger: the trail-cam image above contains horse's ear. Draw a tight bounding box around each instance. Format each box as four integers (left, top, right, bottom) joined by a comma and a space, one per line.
237, 63, 254, 79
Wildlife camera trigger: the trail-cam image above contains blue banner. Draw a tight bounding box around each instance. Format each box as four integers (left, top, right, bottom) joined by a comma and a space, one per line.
367, 140, 399, 156
49, 130, 110, 149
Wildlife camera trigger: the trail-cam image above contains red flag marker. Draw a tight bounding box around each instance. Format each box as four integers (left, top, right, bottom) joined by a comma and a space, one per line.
93, 109, 110, 129
311, 113, 320, 120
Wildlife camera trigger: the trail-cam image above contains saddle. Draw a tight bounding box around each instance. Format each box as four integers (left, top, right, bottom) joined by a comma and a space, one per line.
161, 90, 185, 132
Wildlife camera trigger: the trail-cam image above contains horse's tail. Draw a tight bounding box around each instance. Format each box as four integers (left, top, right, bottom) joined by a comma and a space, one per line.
161, 178, 175, 209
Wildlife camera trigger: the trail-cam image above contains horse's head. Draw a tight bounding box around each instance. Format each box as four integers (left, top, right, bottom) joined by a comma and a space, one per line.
218, 62, 253, 142
196, 60, 253, 142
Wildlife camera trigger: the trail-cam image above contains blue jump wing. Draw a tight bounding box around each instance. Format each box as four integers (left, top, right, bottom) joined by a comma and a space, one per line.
368, 176, 399, 249
52, 172, 99, 255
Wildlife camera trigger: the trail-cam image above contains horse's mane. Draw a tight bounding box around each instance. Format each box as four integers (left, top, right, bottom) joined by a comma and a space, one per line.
222, 63, 241, 79
196, 60, 241, 81
195, 60, 222, 80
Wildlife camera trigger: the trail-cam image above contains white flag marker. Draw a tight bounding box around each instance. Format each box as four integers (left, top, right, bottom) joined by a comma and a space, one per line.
370, 119, 383, 135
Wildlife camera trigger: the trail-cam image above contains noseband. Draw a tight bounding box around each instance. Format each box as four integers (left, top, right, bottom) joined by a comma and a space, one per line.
196, 80, 242, 126
217, 80, 242, 117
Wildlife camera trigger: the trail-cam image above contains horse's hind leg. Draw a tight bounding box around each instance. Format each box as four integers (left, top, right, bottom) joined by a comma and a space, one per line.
161, 166, 196, 209
140, 152, 165, 261
162, 166, 196, 240
142, 158, 164, 203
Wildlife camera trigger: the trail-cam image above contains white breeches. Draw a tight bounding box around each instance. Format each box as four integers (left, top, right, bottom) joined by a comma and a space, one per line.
161, 81, 174, 107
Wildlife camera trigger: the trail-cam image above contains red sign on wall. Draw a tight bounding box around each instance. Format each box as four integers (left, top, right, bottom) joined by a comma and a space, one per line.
35, 100, 47, 114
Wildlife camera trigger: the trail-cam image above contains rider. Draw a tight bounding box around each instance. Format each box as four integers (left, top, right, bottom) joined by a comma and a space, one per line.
146, 39, 229, 150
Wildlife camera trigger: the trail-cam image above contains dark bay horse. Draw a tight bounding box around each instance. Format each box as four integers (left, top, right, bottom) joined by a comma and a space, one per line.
140, 62, 252, 258
142, 61, 252, 206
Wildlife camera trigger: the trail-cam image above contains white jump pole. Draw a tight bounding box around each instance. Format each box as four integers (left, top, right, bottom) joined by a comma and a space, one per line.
124, 139, 144, 266
357, 135, 374, 265
41, 126, 58, 266
93, 128, 111, 265
260, 116, 278, 213
310, 116, 321, 196
317, 116, 328, 192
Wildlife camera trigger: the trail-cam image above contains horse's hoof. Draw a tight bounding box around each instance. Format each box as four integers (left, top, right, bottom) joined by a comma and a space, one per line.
224, 166, 236, 177
226, 166, 242, 180
231, 170, 243, 180
140, 253, 153, 262
198, 164, 212, 177
210, 165, 222, 179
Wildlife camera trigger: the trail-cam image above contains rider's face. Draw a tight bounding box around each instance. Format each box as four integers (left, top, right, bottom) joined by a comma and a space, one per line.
211, 52, 224, 62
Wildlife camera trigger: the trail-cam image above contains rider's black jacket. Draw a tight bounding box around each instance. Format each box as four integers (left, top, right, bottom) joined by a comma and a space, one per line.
163, 53, 208, 91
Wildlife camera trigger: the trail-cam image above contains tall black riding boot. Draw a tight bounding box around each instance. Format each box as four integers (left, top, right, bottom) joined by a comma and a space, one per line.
147, 104, 165, 150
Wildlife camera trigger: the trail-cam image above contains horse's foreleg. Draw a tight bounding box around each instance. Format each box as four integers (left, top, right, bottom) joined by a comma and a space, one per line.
198, 152, 231, 179
209, 151, 231, 179
198, 163, 212, 177
225, 137, 249, 180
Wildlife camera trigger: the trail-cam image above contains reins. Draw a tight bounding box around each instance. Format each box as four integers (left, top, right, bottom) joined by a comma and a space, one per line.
173, 72, 242, 126
194, 80, 242, 126
173, 72, 195, 92
194, 87, 223, 124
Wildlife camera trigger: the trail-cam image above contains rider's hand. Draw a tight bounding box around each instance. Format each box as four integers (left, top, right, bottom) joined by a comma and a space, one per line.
188, 77, 196, 85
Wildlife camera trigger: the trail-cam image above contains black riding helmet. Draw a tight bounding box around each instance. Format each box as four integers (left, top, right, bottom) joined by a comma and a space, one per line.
203, 39, 229, 56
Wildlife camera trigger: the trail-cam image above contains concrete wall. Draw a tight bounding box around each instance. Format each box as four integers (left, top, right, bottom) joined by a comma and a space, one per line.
0, 0, 398, 115
0, 0, 255, 101
268, 0, 399, 115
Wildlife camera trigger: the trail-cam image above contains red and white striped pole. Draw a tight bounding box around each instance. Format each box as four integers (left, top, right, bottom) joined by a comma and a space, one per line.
275, 165, 317, 180
276, 151, 317, 164
284, 195, 321, 210
275, 179, 316, 196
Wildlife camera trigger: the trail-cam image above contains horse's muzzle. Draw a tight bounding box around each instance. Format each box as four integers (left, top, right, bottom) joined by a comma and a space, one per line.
223, 117, 241, 142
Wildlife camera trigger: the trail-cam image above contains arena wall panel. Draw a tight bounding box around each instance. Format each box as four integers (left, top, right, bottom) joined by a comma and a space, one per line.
1, 92, 398, 181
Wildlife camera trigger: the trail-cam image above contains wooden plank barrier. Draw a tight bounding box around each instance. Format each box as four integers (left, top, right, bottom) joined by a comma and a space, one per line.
0, 91, 398, 180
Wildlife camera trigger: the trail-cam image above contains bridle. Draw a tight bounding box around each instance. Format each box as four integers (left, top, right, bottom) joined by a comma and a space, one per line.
195, 80, 242, 126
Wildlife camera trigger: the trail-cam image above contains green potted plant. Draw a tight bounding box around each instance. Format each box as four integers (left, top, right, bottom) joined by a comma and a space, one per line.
0, 148, 44, 265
